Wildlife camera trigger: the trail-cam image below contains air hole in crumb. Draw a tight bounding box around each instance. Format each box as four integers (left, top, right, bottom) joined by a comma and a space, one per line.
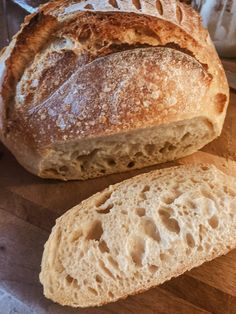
198, 245, 203, 252
72, 279, 80, 289
201, 189, 213, 200
108, 0, 118, 8
169, 144, 176, 151
88, 287, 98, 296
139, 185, 150, 201
140, 192, 147, 201
142, 185, 150, 193
65, 275, 74, 284
199, 224, 206, 242
160, 253, 169, 262
208, 215, 219, 229
156, 0, 163, 15
129, 236, 145, 267
159, 142, 176, 154
132, 0, 141, 10
186, 233, 195, 248
127, 161, 135, 168
96, 204, 113, 214
78, 251, 84, 259
135, 208, 146, 217
148, 265, 158, 273
108, 291, 114, 298
201, 166, 209, 171
70, 230, 82, 242
191, 178, 199, 184
134, 152, 143, 157
159, 209, 180, 234
176, 4, 183, 23
121, 210, 127, 215
98, 240, 110, 253
95, 275, 103, 283
59, 166, 68, 173
141, 218, 161, 242
101, 169, 106, 173
98, 260, 115, 278
80, 164, 85, 172
181, 132, 190, 141
108, 256, 119, 270
86, 220, 103, 241
95, 191, 112, 207
223, 186, 236, 197
145, 144, 155, 155
186, 248, 191, 256
106, 158, 116, 166
162, 194, 175, 205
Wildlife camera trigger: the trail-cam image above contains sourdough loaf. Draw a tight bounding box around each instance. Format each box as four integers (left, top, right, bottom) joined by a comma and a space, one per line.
40, 157, 236, 307
0, 0, 229, 179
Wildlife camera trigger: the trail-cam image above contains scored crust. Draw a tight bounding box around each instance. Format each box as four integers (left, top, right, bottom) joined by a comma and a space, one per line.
0, 0, 229, 178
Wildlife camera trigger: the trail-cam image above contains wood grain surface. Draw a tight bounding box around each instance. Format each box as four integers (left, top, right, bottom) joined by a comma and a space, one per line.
0, 92, 235, 313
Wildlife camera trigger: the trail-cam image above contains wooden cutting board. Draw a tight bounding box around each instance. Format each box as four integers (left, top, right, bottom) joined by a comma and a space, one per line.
0, 92, 236, 314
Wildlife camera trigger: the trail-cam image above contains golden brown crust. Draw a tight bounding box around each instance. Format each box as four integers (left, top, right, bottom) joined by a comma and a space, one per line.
0, 0, 229, 179
19, 47, 212, 147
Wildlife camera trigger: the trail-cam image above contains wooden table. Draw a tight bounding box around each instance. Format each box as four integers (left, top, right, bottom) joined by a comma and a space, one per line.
0, 92, 236, 313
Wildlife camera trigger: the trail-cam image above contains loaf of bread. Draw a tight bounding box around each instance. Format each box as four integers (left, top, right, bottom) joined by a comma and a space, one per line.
40, 156, 236, 307
0, 0, 229, 180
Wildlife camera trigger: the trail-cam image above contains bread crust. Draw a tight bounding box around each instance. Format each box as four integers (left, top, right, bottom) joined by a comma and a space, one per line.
0, 0, 229, 179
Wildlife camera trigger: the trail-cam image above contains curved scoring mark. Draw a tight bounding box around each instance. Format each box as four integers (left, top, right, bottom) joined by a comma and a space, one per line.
156, 0, 163, 15
215, 93, 227, 114
132, 0, 142, 10
176, 4, 183, 24
84, 3, 94, 10
108, 0, 119, 8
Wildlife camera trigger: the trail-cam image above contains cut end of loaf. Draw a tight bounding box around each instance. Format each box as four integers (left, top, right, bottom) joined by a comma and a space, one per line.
39, 116, 215, 180
40, 164, 236, 307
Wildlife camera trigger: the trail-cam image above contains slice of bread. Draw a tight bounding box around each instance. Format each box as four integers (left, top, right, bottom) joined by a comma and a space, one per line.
40, 160, 236, 307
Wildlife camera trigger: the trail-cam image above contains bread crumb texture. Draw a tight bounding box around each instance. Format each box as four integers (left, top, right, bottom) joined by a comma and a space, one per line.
40, 164, 236, 307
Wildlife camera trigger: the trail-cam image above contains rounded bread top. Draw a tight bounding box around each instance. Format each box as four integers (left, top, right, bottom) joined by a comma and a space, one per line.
0, 0, 229, 151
